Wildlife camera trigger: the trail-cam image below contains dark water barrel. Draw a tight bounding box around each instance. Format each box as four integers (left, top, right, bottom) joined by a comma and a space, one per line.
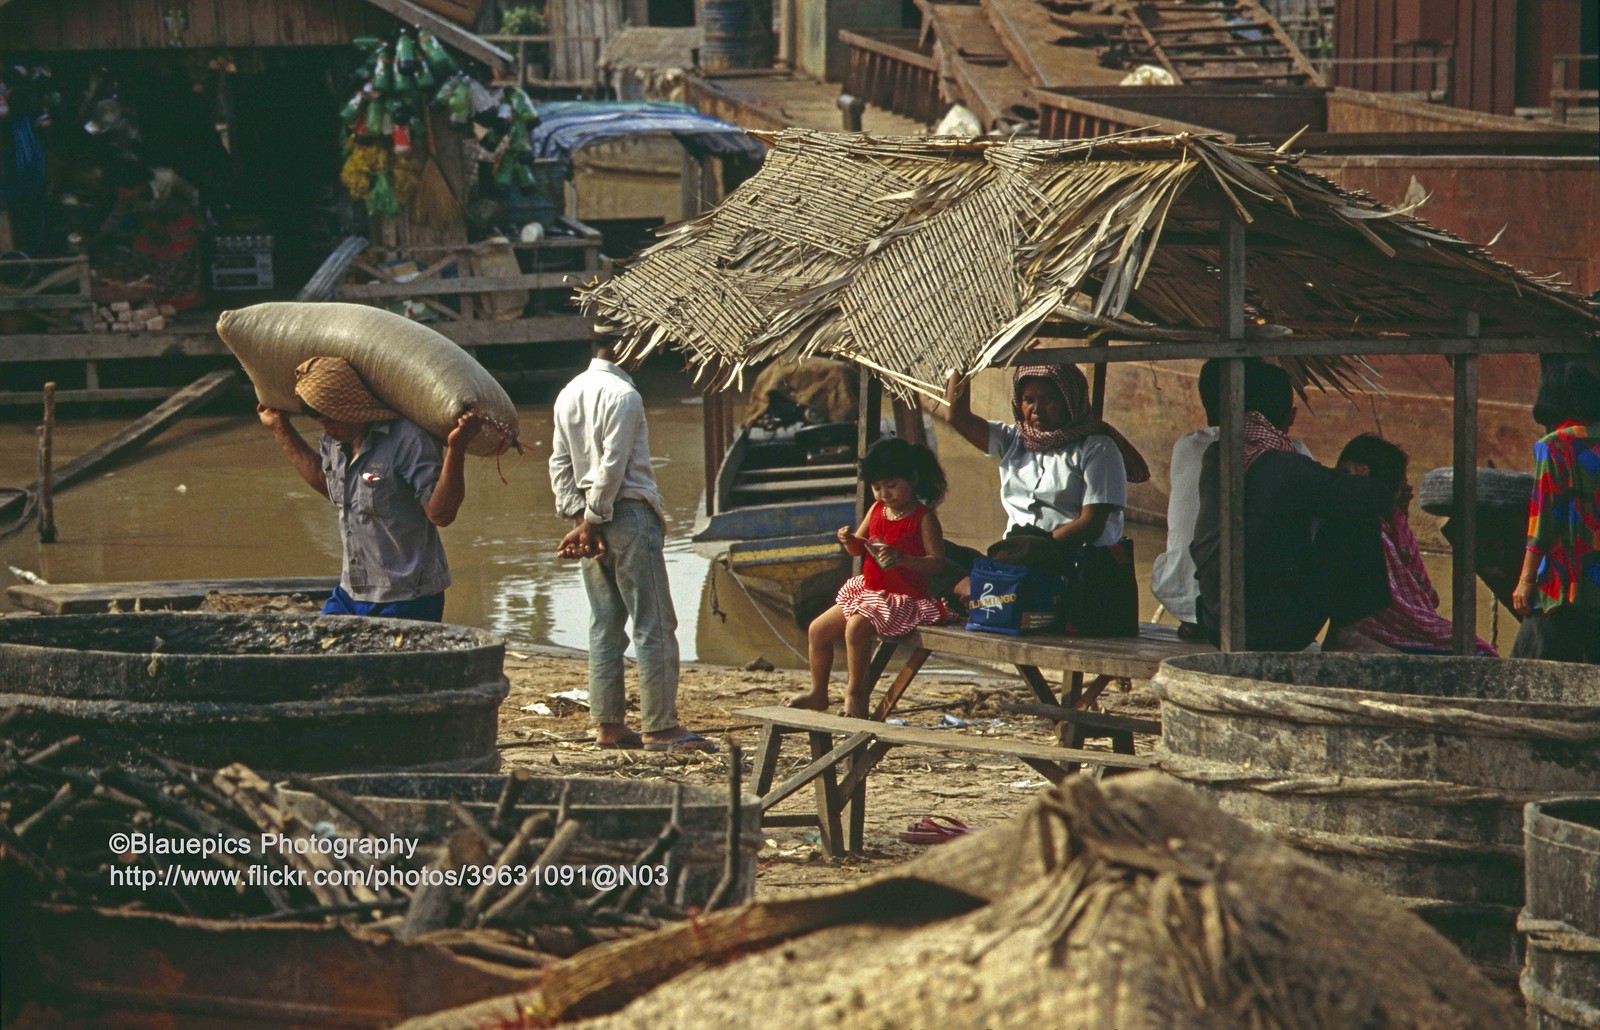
1522, 798, 1600, 1028
279, 774, 760, 908
0, 613, 507, 773
1153, 653, 1600, 987
701, 0, 772, 72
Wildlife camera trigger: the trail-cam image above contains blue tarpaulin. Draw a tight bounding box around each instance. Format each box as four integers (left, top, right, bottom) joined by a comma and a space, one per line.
530, 100, 765, 180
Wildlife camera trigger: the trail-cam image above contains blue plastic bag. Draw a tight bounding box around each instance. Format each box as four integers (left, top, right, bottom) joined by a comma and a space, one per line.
965, 557, 1058, 635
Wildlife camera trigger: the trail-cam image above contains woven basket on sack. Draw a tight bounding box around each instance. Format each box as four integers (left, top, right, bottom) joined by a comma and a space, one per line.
399, 772, 1519, 1030
216, 302, 521, 456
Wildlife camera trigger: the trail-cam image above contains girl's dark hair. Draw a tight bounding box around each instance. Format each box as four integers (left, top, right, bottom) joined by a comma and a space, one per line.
860, 436, 947, 505
1337, 434, 1408, 494
1532, 360, 1600, 431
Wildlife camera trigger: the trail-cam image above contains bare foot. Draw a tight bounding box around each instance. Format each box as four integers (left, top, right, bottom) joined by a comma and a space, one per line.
843, 705, 869, 720
1323, 625, 1399, 654
787, 690, 830, 711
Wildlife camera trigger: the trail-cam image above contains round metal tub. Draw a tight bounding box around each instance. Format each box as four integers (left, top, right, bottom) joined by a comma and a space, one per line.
1153, 653, 1600, 987
0, 613, 507, 773
279, 773, 760, 909
1521, 798, 1600, 1028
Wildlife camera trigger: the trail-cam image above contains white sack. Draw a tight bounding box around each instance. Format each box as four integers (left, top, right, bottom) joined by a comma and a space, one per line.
216, 302, 520, 456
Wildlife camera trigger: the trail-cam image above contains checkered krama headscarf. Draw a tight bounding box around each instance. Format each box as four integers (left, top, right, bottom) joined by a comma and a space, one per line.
293, 357, 399, 424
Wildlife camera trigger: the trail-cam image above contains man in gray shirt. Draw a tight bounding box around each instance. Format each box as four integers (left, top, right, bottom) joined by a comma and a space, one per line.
550, 341, 714, 753
258, 356, 479, 622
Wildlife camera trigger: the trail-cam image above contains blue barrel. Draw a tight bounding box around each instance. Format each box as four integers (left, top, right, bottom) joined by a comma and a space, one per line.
702, 0, 772, 71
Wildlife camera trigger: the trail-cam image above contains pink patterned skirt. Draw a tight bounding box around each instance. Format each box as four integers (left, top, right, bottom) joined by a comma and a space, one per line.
835, 576, 957, 638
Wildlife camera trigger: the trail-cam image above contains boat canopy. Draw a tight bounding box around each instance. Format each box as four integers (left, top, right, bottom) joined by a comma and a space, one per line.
530, 100, 765, 181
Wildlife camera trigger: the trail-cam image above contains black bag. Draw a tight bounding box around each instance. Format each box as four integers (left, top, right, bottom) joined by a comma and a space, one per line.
1060, 537, 1139, 637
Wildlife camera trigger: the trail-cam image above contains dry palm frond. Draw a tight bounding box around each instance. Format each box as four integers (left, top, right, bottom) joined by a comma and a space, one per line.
579, 129, 1599, 403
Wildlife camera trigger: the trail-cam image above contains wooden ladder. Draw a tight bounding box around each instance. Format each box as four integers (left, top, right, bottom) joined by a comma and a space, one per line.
1110, 0, 1324, 87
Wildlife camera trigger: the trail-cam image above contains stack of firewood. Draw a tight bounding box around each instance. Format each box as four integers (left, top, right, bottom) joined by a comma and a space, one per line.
91, 301, 177, 333
0, 717, 718, 968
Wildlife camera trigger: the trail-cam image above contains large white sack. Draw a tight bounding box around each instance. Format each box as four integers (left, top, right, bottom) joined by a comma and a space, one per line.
217, 302, 521, 456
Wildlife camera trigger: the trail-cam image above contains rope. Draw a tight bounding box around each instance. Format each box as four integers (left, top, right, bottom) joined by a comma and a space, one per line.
1157, 753, 1600, 808
1154, 679, 1600, 743
714, 557, 808, 665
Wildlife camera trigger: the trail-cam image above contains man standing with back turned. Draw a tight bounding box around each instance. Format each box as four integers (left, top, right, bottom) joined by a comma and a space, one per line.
549, 340, 716, 752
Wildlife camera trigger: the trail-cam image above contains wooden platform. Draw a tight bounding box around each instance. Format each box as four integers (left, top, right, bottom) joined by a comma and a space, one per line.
865, 621, 1214, 725
738, 705, 1152, 854
7, 577, 337, 615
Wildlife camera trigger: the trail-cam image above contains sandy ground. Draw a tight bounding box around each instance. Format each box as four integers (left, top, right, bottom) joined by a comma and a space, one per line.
495, 647, 1159, 894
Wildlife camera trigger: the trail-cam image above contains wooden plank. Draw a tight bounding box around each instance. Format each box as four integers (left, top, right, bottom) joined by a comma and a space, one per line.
869, 646, 930, 721
903, 623, 1210, 680
0, 386, 231, 406
334, 272, 587, 301
756, 731, 873, 812
1452, 313, 1479, 656
1023, 335, 1594, 364
1218, 215, 1247, 653
7, 577, 339, 615
0, 371, 235, 527
995, 700, 1161, 737
809, 732, 846, 855
359, 0, 514, 71
736, 707, 1154, 770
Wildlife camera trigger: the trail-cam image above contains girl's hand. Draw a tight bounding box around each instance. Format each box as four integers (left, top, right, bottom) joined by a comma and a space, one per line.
870, 542, 900, 569
836, 526, 854, 546
1512, 576, 1536, 618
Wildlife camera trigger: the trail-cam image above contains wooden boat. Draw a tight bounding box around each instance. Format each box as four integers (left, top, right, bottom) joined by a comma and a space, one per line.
692, 421, 859, 628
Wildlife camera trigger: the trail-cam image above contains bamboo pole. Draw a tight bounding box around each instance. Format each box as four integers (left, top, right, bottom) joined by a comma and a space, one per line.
38, 382, 56, 544
1452, 312, 1480, 656
1217, 218, 1247, 653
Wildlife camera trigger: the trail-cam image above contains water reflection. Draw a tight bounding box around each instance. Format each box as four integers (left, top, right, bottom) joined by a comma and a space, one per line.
0, 371, 814, 667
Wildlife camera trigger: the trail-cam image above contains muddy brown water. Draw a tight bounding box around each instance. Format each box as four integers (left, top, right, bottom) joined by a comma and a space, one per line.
0, 369, 1512, 665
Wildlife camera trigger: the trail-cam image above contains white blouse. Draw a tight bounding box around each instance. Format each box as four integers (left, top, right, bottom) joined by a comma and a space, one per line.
988, 421, 1127, 547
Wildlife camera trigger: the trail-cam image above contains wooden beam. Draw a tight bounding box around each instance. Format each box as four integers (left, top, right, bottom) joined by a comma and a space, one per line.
1452, 312, 1480, 656
1022, 335, 1593, 364
334, 272, 590, 301
0, 371, 236, 529
358, 0, 514, 72
1218, 215, 1247, 653
854, 373, 882, 575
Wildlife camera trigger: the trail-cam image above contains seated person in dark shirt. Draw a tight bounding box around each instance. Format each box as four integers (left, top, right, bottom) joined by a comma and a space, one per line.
1190, 361, 1394, 651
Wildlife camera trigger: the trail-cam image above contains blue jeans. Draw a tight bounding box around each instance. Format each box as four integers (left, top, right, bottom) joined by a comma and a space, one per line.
322, 586, 445, 622
581, 500, 679, 732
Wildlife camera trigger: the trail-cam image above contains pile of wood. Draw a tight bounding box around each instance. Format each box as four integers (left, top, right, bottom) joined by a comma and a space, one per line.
91, 300, 176, 333
0, 720, 701, 969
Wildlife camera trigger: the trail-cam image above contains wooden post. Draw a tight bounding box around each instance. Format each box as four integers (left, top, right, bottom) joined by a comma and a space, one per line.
838, 94, 865, 132
679, 150, 702, 221
702, 390, 720, 518
1218, 216, 1247, 653
1452, 313, 1480, 655
891, 398, 926, 446
855, 373, 882, 575
1088, 336, 1108, 419
38, 382, 57, 543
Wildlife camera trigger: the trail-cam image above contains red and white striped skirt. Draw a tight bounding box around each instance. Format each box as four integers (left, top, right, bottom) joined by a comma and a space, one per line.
835, 576, 957, 638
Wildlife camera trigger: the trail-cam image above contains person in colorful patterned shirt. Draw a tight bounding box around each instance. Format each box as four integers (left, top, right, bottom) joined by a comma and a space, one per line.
1511, 360, 1600, 664
1337, 434, 1496, 655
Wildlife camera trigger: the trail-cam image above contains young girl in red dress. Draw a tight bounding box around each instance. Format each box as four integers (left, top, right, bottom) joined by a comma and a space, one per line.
789, 438, 958, 718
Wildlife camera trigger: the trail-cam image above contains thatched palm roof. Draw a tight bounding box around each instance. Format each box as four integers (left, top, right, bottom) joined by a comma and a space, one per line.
581, 130, 1598, 400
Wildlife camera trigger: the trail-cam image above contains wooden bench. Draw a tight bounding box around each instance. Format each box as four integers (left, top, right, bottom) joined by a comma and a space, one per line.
738, 705, 1153, 855
862, 621, 1211, 749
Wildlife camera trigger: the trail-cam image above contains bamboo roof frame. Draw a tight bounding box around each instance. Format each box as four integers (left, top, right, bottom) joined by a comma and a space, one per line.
582, 128, 1600, 655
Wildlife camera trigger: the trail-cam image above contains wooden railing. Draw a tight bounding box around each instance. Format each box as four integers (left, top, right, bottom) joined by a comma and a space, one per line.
839, 30, 942, 127
1317, 53, 1452, 104
1552, 54, 1598, 124
0, 255, 92, 333
483, 33, 603, 91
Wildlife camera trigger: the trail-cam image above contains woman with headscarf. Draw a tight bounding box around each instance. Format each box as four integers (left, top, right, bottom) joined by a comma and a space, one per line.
943, 364, 1151, 636
256, 356, 481, 622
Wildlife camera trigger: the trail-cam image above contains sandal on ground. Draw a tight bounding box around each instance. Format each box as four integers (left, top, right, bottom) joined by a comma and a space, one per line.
897, 815, 977, 845
596, 730, 643, 750
643, 731, 720, 753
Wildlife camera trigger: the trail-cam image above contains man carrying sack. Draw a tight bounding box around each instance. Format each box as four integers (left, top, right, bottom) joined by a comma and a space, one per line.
258, 356, 481, 622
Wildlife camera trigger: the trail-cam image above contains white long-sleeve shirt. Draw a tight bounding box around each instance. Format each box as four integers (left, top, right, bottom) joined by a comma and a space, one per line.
549, 359, 664, 524
1150, 425, 1311, 623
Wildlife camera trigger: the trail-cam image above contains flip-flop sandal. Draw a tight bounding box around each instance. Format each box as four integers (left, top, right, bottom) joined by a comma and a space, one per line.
897, 815, 977, 845
643, 731, 720, 753
596, 730, 643, 750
